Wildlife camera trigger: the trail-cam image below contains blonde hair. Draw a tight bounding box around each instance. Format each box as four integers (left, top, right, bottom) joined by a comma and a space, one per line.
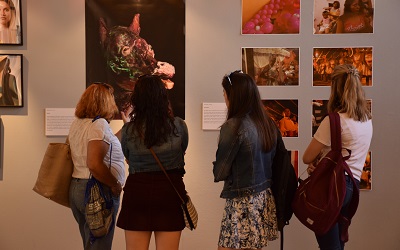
328, 64, 372, 122
75, 83, 119, 121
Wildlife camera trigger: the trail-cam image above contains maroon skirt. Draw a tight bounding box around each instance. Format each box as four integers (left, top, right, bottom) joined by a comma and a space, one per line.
117, 171, 187, 231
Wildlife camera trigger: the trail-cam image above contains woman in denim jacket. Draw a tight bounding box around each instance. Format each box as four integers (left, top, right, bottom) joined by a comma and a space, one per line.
117, 75, 189, 250
213, 71, 279, 250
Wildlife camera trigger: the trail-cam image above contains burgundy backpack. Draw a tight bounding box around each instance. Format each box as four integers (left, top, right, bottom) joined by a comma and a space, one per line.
291, 113, 359, 242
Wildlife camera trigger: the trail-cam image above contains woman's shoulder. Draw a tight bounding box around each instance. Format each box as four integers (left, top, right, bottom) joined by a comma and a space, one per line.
91, 117, 109, 129
173, 116, 187, 127
222, 117, 239, 127
70, 118, 91, 129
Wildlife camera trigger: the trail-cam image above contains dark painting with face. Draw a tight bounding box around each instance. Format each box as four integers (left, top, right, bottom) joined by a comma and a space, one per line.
85, 0, 185, 119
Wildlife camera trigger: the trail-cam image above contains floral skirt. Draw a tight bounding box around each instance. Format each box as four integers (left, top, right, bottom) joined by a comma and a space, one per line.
218, 189, 279, 249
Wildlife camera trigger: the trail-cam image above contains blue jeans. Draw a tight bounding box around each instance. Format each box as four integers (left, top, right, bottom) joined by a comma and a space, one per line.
69, 178, 120, 250
315, 175, 359, 250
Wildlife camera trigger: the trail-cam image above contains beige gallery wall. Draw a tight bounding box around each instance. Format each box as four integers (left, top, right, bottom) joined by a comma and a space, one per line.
0, 0, 399, 249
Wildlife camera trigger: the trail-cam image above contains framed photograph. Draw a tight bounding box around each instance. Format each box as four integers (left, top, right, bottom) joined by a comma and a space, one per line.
311, 99, 371, 136
313, 0, 374, 34
243, 47, 300, 86
242, 0, 300, 34
0, 117, 2, 181
0, 0, 22, 45
288, 150, 299, 178
0, 54, 23, 107
313, 47, 373, 86
360, 151, 372, 190
262, 99, 299, 137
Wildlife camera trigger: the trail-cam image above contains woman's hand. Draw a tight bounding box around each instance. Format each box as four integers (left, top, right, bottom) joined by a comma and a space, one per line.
307, 163, 316, 175
111, 180, 123, 196
121, 106, 133, 124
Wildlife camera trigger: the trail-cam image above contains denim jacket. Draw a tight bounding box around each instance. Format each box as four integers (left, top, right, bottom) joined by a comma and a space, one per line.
121, 117, 188, 174
213, 116, 276, 199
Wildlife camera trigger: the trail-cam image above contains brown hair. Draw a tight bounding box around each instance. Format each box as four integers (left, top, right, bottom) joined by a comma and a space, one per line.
222, 71, 277, 151
75, 83, 119, 121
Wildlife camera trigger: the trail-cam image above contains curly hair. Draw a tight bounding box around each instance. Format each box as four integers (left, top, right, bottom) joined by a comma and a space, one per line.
127, 75, 176, 148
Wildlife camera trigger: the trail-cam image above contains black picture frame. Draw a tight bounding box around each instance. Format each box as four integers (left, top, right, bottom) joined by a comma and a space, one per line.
0, 54, 23, 107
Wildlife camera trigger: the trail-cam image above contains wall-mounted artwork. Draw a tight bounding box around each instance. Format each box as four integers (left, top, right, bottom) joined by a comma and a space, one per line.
360, 151, 372, 190
262, 99, 298, 137
0, 0, 22, 45
312, 99, 371, 136
0, 54, 23, 107
0, 116, 2, 180
85, 0, 185, 119
242, 0, 300, 34
242, 47, 299, 86
313, 47, 373, 86
313, 0, 374, 34
288, 150, 299, 178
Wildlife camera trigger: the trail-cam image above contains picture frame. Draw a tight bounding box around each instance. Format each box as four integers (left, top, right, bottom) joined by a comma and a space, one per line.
0, 54, 23, 107
262, 99, 299, 137
242, 47, 300, 86
0, 0, 22, 45
313, 47, 373, 86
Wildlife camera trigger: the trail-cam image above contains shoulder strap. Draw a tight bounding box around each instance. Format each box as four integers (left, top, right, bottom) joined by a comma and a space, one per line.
149, 148, 185, 204
328, 113, 341, 152
328, 113, 360, 242
329, 112, 351, 161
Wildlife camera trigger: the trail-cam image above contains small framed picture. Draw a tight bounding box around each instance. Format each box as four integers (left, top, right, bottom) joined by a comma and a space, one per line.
0, 0, 22, 45
0, 54, 23, 107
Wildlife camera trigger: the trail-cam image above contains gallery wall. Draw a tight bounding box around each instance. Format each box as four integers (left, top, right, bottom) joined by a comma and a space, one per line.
0, 0, 400, 249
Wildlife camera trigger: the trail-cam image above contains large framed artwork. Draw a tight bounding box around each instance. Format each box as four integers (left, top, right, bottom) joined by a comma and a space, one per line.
0, 54, 23, 107
0, 0, 22, 45
85, 0, 186, 119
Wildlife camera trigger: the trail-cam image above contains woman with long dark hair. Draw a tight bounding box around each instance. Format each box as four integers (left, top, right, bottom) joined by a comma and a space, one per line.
213, 71, 279, 250
117, 75, 189, 250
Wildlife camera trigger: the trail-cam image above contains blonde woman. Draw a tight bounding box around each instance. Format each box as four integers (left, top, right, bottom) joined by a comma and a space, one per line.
303, 64, 373, 249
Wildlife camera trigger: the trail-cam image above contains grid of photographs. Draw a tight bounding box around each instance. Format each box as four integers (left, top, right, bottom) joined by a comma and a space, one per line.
241, 0, 374, 190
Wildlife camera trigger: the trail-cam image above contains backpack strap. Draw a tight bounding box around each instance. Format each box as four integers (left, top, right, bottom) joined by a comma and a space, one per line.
328, 113, 360, 243
328, 113, 341, 152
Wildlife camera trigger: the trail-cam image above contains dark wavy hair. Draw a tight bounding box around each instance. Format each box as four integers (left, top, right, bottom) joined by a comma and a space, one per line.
127, 75, 176, 148
222, 71, 277, 151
